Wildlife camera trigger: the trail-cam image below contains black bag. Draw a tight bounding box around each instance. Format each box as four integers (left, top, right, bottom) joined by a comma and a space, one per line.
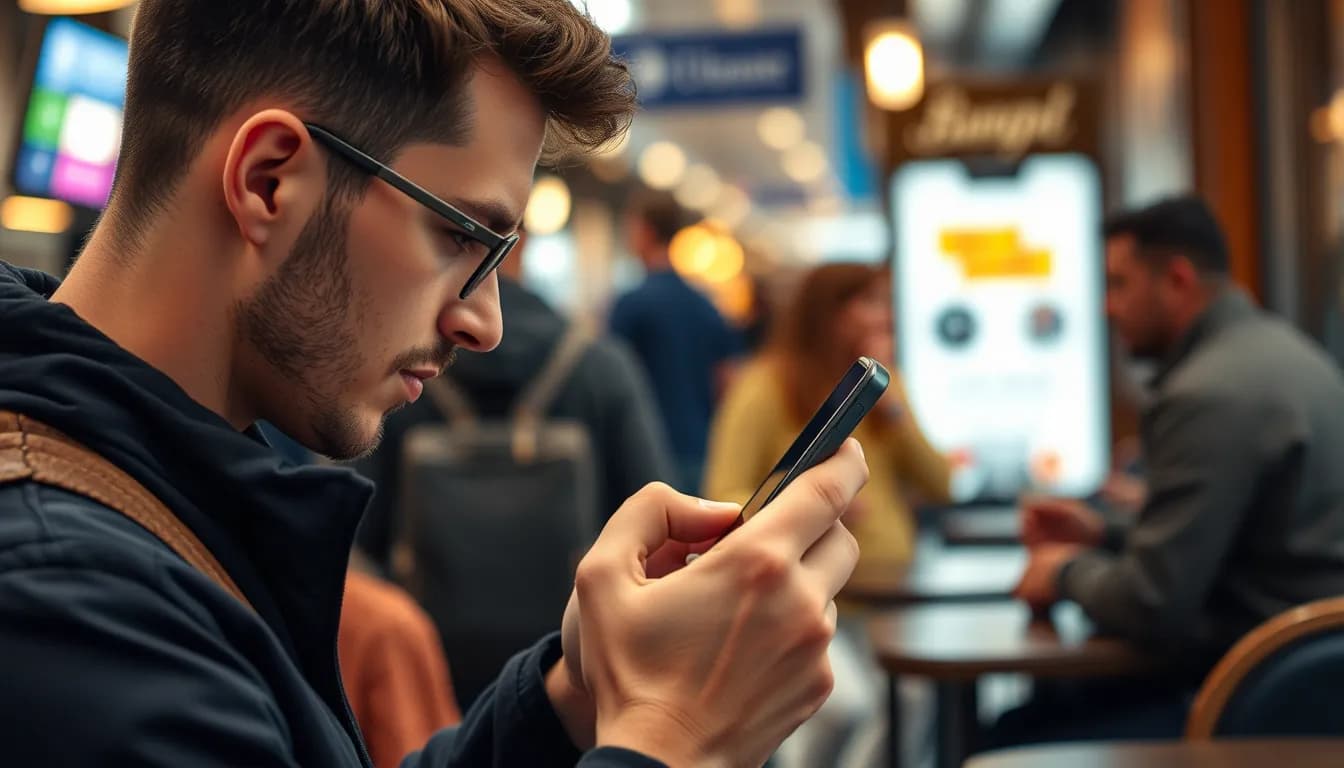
392, 321, 598, 707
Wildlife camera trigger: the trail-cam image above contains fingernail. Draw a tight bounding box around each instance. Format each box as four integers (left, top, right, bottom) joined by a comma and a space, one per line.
852, 439, 865, 461
699, 498, 741, 512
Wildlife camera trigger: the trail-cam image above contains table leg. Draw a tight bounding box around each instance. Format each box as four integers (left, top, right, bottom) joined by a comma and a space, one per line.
935, 680, 979, 768
887, 675, 903, 768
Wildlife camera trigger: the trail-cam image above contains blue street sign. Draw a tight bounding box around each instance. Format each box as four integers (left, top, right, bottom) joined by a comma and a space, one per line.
612, 28, 805, 108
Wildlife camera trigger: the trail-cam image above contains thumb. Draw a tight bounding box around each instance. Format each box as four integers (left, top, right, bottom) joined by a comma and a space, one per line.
675, 496, 744, 540
599, 483, 741, 561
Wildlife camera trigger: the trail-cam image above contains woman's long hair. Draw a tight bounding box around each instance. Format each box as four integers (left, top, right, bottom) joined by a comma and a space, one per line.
768, 263, 891, 428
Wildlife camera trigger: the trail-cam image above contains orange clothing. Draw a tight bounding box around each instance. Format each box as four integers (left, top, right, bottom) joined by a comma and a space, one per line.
338, 570, 461, 768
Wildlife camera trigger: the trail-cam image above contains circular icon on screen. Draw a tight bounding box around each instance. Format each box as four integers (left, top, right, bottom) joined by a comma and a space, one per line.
1027, 303, 1064, 343
935, 305, 977, 348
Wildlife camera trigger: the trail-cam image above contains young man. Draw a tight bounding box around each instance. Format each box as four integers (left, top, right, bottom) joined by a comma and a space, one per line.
0, 3, 864, 767
997, 196, 1344, 744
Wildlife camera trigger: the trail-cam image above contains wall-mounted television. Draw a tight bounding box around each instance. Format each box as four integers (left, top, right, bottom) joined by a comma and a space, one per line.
12, 18, 128, 210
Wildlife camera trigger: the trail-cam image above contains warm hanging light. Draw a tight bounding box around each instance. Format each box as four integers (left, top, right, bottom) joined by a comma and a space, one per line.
638, 141, 688, 190
864, 19, 925, 111
1, 195, 74, 234
781, 141, 829, 184
19, 0, 136, 13
757, 107, 806, 151
674, 164, 723, 211
523, 176, 572, 235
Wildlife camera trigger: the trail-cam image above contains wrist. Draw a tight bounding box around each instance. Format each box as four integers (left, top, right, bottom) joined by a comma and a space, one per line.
596, 704, 723, 768
545, 658, 596, 751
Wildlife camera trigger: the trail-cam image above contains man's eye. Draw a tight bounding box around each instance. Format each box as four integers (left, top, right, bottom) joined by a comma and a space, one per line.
443, 229, 470, 249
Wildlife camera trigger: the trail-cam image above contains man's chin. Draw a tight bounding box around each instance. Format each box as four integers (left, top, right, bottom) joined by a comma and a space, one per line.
307, 409, 385, 462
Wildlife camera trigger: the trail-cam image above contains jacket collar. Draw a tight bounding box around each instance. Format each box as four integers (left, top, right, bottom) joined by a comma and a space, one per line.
1151, 286, 1257, 390
0, 262, 371, 722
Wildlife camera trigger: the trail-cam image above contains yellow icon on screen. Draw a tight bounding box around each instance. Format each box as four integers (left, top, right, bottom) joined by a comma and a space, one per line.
939, 228, 1052, 279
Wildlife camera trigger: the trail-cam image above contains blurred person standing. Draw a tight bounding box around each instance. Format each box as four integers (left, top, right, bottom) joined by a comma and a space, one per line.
611, 191, 744, 493
703, 263, 952, 768
997, 195, 1344, 746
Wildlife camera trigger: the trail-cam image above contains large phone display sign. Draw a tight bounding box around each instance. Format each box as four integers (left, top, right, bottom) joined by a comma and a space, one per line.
891, 153, 1108, 502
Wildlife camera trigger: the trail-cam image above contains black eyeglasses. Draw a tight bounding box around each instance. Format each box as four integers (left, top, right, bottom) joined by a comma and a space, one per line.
303, 122, 519, 299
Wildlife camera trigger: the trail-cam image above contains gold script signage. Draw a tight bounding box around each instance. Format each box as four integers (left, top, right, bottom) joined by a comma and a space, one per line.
887, 79, 1099, 164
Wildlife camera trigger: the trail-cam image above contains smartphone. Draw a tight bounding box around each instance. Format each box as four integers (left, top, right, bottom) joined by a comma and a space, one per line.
724, 357, 891, 536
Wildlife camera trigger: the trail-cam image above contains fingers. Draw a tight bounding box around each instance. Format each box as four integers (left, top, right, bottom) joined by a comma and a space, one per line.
739, 439, 869, 557
596, 483, 741, 564
800, 522, 861, 601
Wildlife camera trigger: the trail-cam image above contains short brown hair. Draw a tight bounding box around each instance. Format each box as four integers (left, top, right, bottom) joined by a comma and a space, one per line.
110, 0, 636, 242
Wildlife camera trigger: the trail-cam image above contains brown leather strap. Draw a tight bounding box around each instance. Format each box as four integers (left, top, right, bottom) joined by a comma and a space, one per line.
0, 411, 254, 611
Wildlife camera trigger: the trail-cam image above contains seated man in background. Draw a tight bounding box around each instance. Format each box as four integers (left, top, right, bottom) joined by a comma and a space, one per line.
1001, 195, 1344, 743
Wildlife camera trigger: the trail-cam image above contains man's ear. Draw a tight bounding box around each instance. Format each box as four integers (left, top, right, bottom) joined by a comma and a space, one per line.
221, 110, 325, 252
1166, 255, 1202, 294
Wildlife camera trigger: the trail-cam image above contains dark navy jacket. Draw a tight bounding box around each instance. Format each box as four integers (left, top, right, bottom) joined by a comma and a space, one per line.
0, 263, 660, 767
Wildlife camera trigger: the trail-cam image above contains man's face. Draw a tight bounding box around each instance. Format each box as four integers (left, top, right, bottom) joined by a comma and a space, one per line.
239, 64, 543, 459
1104, 234, 1176, 359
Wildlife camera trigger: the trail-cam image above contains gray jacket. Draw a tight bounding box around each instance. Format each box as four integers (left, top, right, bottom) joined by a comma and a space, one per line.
1062, 289, 1344, 662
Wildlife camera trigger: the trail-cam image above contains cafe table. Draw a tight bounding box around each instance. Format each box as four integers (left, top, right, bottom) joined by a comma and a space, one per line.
868, 601, 1158, 768
963, 739, 1344, 768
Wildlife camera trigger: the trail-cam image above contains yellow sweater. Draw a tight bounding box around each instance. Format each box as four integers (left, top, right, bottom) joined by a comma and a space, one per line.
703, 358, 952, 567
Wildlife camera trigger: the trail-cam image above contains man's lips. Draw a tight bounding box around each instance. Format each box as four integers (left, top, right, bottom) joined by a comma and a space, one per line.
399, 368, 440, 402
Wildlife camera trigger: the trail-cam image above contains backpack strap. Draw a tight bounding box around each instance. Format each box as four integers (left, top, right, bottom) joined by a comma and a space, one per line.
424, 375, 478, 429
0, 411, 254, 612
511, 318, 595, 463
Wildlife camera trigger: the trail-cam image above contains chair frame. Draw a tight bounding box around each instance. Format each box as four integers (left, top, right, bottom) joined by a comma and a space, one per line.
1187, 595, 1344, 739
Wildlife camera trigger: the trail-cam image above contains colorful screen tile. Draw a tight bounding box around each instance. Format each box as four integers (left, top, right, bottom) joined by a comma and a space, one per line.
12, 18, 127, 209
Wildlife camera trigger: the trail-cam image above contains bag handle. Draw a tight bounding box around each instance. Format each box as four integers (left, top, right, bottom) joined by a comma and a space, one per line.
511, 318, 594, 462
0, 412, 254, 612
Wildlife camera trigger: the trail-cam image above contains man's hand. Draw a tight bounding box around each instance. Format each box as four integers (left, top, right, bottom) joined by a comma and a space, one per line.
1100, 472, 1147, 512
556, 439, 868, 767
1013, 543, 1084, 611
1020, 496, 1105, 547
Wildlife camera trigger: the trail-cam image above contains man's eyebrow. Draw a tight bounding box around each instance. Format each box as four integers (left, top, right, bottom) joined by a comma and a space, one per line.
448, 197, 520, 236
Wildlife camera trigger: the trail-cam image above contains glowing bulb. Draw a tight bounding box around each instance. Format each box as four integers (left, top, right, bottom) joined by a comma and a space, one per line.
1, 195, 74, 234
711, 184, 753, 230
757, 107, 806, 151
18, 0, 135, 12
670, 225, 719, 277
524, 176, 572, 235
572, 0, 634, 34
702, 234, 745, 284
638, 141, 688, 190
674, 164, 723, 211
714, 0, 761, 29
781, 142, 828, 184
864, 21, 924, 111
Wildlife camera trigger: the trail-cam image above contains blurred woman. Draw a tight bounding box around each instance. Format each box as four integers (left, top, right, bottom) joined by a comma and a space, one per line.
703, 262, 951, 768
704, 263, 950, 564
